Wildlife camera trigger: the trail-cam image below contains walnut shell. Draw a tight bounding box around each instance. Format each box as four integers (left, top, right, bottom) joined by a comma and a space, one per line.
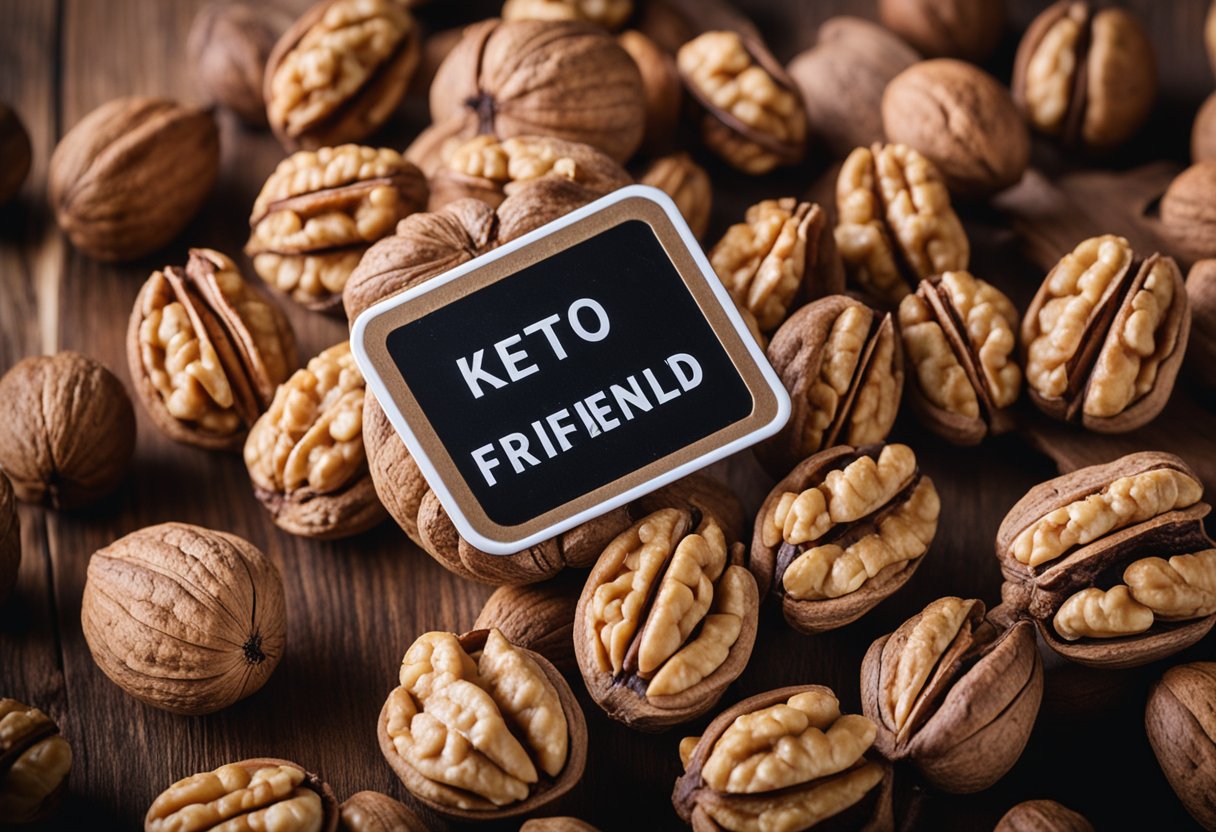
407, 19, 644, 175
377, 628, 588, 820
787, 18, 919, 160
639, 152, 711, 240
339, 790, 427, 832
1145, 661, 1216, 830
81, 522, 286, 715
879, 0, 1003, 62
0, 472, 18, 606
995, 800, 1094, 832
0, 352, 136, 509
882, 59, 1029, 197
473, 573, 583, 675
503, 0, 633, 30
1161, 161, 1216, 262
1192, 92, 1216, 163
146, 758, 338, 832
1187, 259, 1216, 391
0, 102, 31, 204
522, 819, 600, 832
264, 0, 420, 150
187, 2, 289, 126
0, 699, 71, 823
618, 29, 681, 153
49, 97, 218, 262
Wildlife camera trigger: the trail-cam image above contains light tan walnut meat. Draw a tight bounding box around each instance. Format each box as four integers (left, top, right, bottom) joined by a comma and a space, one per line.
0, 473, 18, 605
574, 508, 759, 730
378, 628, 587, 820
710, 199, 843, 335
1013, 1, 1156, 153
0, 351, 136, 509
835, 143, 969, 307
640, 152, 712, 240
82, 522, 286, 715
618, 29, 681, 152
128, 248, 298, 450
995, 800, 1094, 832
879, 0, 1003, 62
756, 295, 903, 477
503, 0, 632, 29
428, 135, 630, 212
899, 271, 1020, 445
49, 97, 218, 262
995, 451, 1216, 669
678, 31, 806, 174
265, 0, 419, 150
247, 145, 427, 312
1021, 235, 1189, 433
1145, 662, 1216, 831
1161, 161, 1216, 262
187, 2, 289, 126
861, 597, 1043, 793
245, 341, 385, 539
0, 699, 71, 823
408, 19, 644, 174
146, 758, 339, 832
752, 443, 938, 634
339, 790, 427, 832
673, 686, 893, 832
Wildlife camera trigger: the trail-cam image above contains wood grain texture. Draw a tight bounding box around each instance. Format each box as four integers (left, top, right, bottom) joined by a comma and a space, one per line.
0, 0, 1211, 830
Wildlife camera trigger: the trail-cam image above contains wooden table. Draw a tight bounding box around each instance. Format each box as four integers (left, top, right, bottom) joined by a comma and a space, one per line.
1, 1, 1212, 829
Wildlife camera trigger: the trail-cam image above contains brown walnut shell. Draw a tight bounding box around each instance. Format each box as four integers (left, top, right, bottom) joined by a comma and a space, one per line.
751, 443, 939, 634
128, 248, 298, 450
995, 451, 1216, 669
860, 597, 1043, 793
0, 698, 71, 823
1187, 259, 1216, 391
145, 757, 338, 832
574, 506, 759, 730
49, 97, 219, 262
502, 0, 633, 30
1021, 235, 1190, 433
787, 17, 919, 160
473, 572, 584, 675
0, 473, 18, 606
755, 295, 903, 477
1145, 661, 1216, 831
879, 0, 1003, 62
1161, 161, 1216, 262
672, 685, 894, 832
339, 790, 427, 832
618, 29, 681, 153
521, 819, 601, 832
995, 800, 1094, 832
898, 271, 1021, 445
407, 19, 644, 175
264, 0, 420, 150
187, 2, 289, 126
639, 152, 712, 240
1192, 93, 1216, 163
1012, 0, 1156, 153
0, 102, 32, 204
82, 522, 286, 715
882, 59, 1029, 197
0, 351, 136, 509
377, 628, 588, 821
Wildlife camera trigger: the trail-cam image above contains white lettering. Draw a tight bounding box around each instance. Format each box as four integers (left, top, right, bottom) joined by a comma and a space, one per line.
500, 433, 541, 474
572, 401, 602, 436
667, 353, 703, 391
457, 350, 507, 399
546, 408, 578, 451
568, 298, 610, 342
494, 334, 539, 382
585, 391, 620, 431
643, 367, 680, 404
523, 313, 568, 360
530, 419, 558, 458
609, 375, 652, 420
472, 444, 501, 486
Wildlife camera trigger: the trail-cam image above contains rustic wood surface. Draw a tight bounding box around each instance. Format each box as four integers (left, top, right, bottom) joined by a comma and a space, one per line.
1, 0, 1213, 829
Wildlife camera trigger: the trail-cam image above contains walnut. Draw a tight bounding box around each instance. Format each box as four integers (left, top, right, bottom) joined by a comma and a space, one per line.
146, 758, 339, 832
996, 451, 1216, 668
339, 790, 427, 832
246, 144, 427, 312
502, 0, 633, 29
677, 31, 806, 174
1013, 1, 1156, 153
879, 0, 1003, 62
835, 142, 969, 307
639, 152, 712, 240
1187, 259, 1216, 391
49, 97, 218, 262
0, 699, 71, 823
473, 572, 583, 675
407, 20, 644, 175
995, 800, 1094, 832
244, 341, 385, 539
574, 507, 758, 730
377, 628, 587, 820
187, 2, 289, 126
755, 295, 903, 476
81, 522, 286, 715
709, 199, 844, 334
1021, 235, 1190, 432
265, 0, 420, 150
1161, 161, 1216, 262
1145, 661, 1216, 830
1192, 92, 1216, 163
128, 248, 298, 450
0, 102, 31, 204
521, 819, 600, 832
0, 352, 136, 509
673, 686, 893, 832
752, 443, 938, 634
618, 29, 681, 152
861, 597, 1043, 793
0, 473, 18, 606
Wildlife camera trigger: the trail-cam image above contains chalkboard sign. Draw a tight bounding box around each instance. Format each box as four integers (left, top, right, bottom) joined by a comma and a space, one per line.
352, 186, 789, 555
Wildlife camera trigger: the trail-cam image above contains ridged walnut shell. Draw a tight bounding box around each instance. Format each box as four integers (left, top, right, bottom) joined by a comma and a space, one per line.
618, 29, 681, 153
0, 352, 136, 509
49, 97, 218, 262
187, 2, 289, 126
1161, 161, 1216, 262
82, 522, 286, 715
879, 0, 1003, 62
473, 572, 583, 675
1145, 661, 1216, 830
146, 758, 338, 832
0, 698, 71, 823
339, 790, 427, 832
995, 800, 1094, 832
0, 473, 18, 606
995, 451, 1216, 669
521, 819, 601, 832
1187, 259, 1216, 391
406, 19, 644, 175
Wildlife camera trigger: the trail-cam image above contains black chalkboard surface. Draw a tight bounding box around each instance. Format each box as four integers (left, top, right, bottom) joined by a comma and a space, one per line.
354, 187, 788, 554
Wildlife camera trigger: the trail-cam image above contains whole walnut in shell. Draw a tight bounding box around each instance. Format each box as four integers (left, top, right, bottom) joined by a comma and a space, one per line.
1187, 259, 1216, 391
81, 522, 286, 715
406, 19, 645, 175
474, 572, 583, 675
340, 790, 427, 832
187, 2, 289, 126
0, 102, 31, 204
1192, 93, 1216, 163
146, 758, 338, 831
521, 820, 600, 832
0, 699, 72, 823
1161, 161, 1216, 261
639, 152, 712, 240
503, 0, 633, 29
0, 473, 18, 606
618, 29, 681, 153
0, 351, 136, 509
49, 97, 219, 262
995, 800, 1093, 832
1145, 661, 1216, 830
879, 0, 1003, 62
